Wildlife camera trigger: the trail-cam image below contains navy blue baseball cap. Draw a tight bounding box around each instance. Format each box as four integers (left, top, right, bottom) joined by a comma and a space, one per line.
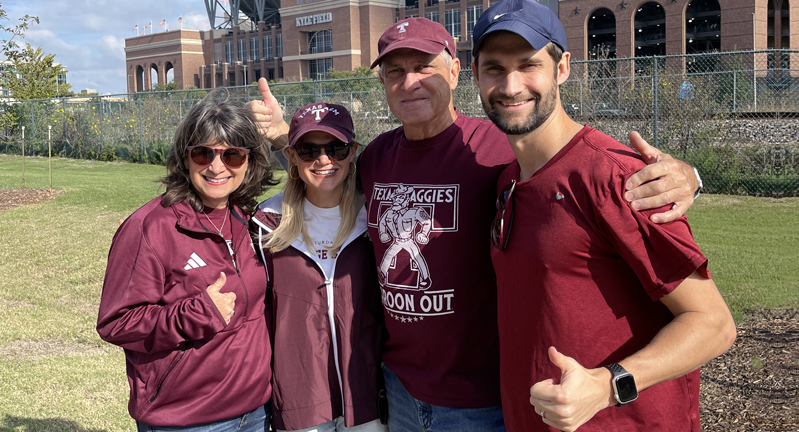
472, 0, 567, 56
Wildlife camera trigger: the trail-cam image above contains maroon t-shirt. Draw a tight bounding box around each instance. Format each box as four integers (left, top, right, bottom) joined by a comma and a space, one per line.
491, 126, 710, 431
358, 114, 515, 407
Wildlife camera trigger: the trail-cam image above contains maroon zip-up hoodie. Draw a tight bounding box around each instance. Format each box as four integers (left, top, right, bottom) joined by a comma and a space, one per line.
97, 197, 272, 427
252, 193, 383, 430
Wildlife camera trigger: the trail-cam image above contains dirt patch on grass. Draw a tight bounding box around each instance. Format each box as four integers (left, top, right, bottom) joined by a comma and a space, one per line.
0, 300, 35, 309
0, 188, 65, 212
0, 340, 117, 361
701, 308, 798, 431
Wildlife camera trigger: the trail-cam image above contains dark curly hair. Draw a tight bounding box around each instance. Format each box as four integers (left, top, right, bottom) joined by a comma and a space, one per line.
160, 89, 279, 213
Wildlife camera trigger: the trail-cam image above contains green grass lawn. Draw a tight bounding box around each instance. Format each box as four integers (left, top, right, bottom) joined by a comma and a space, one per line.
0, 155, 796, 431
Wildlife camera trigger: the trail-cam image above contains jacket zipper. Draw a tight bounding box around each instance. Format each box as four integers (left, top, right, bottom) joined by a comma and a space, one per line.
148, 349, 187, 403
224, 232, 250, 318
258, 220, 364, 414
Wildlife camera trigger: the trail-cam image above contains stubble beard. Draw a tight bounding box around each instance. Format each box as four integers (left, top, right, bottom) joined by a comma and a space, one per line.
482, 87, 558, 136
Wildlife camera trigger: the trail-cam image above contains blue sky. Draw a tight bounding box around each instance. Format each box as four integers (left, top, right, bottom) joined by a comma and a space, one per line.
4, 0, 214, 95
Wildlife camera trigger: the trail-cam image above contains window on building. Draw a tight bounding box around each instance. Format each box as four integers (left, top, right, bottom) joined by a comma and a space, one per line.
268, 68, 275, 81
276, 34, 283, 58
264, 35, 273, 60
426, 0, 439, 7
588, 8, 616, 59
633, 2, 665, 74
237, 39, 246, 62
308, 58, 333, 80
445, 9, 461, 39
467, 6, 482, 39
226, 41, 234, 64
308, 29, 332, 54
250, 37, 259, 61
424, 11, 439, 23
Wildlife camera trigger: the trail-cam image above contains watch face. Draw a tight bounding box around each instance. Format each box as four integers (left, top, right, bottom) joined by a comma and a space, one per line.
616, 374, 638, 402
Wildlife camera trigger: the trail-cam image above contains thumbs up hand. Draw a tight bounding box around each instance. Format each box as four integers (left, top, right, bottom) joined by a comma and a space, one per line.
206, 272, 236, 324
246, 77, 289, 148
528, 347, 616, 431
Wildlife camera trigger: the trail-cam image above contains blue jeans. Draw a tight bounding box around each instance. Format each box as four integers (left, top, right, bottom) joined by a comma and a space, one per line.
382, 364, 505, 432
136, 404, 270, 432
277, 418, 388, 432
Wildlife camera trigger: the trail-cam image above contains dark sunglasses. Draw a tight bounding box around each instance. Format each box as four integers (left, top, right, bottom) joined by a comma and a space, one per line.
491, 179, 516, 251
294, 140, 353, 163
186, 145, 250, 168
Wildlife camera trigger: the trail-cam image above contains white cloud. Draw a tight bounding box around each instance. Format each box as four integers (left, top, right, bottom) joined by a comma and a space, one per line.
182, 12, 212, 31
96, 35, 126, 61
5, 1, 214, 93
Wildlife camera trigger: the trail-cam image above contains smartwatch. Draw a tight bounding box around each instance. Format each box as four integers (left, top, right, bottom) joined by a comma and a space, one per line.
692, 166, 703, 200
604, 363, 638, 406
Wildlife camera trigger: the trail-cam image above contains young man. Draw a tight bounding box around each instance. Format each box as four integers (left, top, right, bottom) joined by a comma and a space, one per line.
249, 18, 702, 431
471, 1, 736, 431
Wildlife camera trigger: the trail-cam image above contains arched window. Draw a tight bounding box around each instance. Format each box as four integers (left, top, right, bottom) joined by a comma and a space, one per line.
150, 64, 159, 90
135, 66, 144, 92
686, 0, 721, 72
685, 0, 720, 53
165, 62, 175, 85
588, 8, 616, 59
634, 2, 666, 73
635, 2, 665, 56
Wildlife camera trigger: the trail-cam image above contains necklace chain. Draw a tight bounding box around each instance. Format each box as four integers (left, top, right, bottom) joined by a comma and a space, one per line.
202, 206, 229, 237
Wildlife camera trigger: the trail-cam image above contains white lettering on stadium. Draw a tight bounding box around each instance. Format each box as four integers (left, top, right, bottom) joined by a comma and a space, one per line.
295, 13, 333, 27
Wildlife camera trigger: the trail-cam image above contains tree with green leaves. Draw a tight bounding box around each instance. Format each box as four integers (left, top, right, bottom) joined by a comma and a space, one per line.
5, 43, 71, 99
0, 4, 39, 62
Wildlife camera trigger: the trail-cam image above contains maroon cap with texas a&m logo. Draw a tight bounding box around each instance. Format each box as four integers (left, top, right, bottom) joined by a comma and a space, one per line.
370, 17, 456, 69
287, 102, 356, 148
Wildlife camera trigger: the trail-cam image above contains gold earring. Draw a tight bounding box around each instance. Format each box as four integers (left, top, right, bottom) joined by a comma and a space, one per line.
289, 165, 300, 180
349, 162, 356, 177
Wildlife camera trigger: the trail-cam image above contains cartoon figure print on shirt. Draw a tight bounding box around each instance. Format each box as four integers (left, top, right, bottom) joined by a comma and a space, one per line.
377, 184, 433, 289
368, 182, 459, 322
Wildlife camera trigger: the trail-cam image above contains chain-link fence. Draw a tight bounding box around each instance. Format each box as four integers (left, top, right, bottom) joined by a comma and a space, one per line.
1, 49, 797, 196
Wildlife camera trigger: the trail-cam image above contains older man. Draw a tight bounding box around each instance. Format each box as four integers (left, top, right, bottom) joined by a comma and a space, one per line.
471, 1, 736, 431
249, 18, 700, 432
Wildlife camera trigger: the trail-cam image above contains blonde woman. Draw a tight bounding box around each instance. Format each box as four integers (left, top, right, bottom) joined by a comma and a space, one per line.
252, 103, 386, 432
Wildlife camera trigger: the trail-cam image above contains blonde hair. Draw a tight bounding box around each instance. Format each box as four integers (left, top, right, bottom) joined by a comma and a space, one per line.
264, 144, 360, 255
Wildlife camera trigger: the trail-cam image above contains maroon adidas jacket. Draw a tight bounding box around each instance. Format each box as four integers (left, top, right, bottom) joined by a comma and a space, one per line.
97, 197, 272, 427
252, 193, 383, 430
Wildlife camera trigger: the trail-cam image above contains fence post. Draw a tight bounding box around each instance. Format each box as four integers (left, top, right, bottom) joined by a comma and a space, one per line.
62, 99, 67, 154
100, 100, 105, 157
30, 100, 35, 144
733, 70, 737, 112
21, 126, 25, 188
314, 81, 319, 101
652, 58, 659, 148
138, 94, 145, 162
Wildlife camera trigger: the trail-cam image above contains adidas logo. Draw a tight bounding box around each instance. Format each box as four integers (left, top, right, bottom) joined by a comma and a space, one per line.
184, 253, 207, 270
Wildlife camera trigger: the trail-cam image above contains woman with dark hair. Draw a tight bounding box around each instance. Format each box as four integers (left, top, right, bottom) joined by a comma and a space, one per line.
97, 89, 279, 432
252, 103, 386, 432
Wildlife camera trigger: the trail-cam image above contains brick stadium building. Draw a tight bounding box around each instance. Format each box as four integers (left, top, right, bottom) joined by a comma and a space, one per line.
124, 0, 795, 91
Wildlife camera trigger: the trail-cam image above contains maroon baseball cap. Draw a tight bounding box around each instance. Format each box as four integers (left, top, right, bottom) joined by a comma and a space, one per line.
370, 17, 456, 69
287, 102, 355, 147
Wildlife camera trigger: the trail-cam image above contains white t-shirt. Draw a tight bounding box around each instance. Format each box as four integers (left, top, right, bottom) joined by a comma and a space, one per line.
303, 199, 341, 279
